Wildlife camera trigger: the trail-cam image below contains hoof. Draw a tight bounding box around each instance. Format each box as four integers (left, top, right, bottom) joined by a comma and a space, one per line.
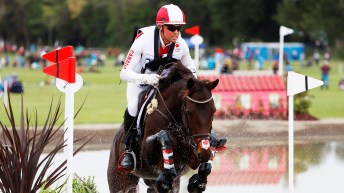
156, 169, 176, 193
187, 174, 207, 193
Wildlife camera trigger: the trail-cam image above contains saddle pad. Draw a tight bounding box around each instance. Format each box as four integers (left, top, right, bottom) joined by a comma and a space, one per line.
136, 88, 157, 137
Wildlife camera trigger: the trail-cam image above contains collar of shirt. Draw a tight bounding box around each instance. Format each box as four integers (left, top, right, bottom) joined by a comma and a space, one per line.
159, 34, 172, 48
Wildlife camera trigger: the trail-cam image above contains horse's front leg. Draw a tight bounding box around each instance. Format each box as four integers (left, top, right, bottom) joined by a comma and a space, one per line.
146, 130, 176, 193
187, 151, 215, 193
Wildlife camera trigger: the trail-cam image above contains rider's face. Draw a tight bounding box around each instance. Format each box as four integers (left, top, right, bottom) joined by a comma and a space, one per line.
161, 25, 182, 44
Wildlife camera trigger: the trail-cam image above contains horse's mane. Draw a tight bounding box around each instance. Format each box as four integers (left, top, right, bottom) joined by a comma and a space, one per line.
159, 61, 195, 87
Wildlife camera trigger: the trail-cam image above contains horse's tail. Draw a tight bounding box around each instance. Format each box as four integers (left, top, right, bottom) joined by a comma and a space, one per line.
107, 125, 124, 191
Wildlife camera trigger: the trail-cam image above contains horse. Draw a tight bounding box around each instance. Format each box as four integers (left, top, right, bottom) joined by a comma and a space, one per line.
108, 61, 220, 193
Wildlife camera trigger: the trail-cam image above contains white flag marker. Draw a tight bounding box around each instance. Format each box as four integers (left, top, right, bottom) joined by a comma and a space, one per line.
287, 71, 323, 193
56, 73, 83, 193
42, 46, 79, 193
287, 71, 324, 96
279, 26, 294, 76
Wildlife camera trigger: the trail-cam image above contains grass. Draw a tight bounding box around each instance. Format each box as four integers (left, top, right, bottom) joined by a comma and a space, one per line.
0, 56, 127, 125
290, 61, 344, 118
0, 54, 343, 126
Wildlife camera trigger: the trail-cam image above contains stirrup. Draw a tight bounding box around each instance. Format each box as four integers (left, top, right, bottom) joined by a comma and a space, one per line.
117, 150, 137, 172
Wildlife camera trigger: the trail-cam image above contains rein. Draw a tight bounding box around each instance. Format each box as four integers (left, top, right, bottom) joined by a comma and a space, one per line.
155, 87, 212, 140
182, 94, 213, 139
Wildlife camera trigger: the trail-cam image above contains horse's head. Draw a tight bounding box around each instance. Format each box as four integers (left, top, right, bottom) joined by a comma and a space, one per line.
182, 78, 219, 161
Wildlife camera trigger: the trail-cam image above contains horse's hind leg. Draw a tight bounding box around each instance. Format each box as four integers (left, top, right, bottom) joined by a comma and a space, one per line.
108, 129, 140, 193
108, 168, 139, 193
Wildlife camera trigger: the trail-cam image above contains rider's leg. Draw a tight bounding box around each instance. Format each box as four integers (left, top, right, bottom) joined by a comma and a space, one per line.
120, 109, 136, 170
120, 83, 143, 171
210, 130, 227, 148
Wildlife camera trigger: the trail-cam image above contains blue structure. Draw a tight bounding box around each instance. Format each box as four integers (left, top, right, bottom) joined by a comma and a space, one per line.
241, 42, 305, 61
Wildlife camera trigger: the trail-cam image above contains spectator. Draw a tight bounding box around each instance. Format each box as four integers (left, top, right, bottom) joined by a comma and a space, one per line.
256, 55, 265, 70
324, 51, 331, 61
272, 53, 279, 74
272, 60, 278, 75
339, 77, 344, 91
320, 60, 331, 90
313, 51, 320, 65
221, 57, 232, 74
285, 61, 293, 72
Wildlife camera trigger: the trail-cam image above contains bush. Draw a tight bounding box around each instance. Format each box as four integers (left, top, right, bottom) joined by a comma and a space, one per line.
73, 176, 99, 193
0, 93, 91, 192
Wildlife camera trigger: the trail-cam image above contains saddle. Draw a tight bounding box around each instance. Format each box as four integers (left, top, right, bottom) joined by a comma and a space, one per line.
135, 62, 177, 138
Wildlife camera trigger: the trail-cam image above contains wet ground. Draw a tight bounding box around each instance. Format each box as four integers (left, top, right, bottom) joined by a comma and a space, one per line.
45, 119, 344, 192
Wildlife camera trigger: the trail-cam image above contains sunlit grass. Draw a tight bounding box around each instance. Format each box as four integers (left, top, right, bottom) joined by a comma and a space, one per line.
0, 56, 127, 125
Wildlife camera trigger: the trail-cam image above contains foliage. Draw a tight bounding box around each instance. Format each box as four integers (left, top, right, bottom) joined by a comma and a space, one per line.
1, 0, 343, 49
294, 90, 313, 114
72, 176, 99, 193
38, 175, 99, 193
275, 0, 344, 47
0, 55, 343, 123
0, 93, 92, 193
38, 181, 65, 193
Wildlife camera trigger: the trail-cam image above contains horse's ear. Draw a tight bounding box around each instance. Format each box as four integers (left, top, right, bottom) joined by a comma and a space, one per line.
187, 78, 195, 90
207, 79, 219, 91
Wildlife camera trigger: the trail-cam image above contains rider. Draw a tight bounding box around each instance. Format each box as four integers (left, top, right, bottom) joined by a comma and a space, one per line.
119, 4, 226, 172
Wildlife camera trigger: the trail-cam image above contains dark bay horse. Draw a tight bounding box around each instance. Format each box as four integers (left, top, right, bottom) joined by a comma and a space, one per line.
108, 61, 219, 193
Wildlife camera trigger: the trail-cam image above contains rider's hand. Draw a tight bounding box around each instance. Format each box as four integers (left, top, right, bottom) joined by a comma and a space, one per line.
142, 74, 161, 86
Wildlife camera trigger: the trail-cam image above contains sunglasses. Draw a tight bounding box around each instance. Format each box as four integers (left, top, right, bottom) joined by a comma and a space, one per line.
165, 25, 183, 32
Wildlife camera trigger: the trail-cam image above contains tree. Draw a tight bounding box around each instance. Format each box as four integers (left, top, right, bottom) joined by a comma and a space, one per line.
275, 0, 344, 50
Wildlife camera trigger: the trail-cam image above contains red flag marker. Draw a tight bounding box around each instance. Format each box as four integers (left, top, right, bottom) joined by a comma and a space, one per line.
42, 46, 76, 83
42, 46, 73, 63
43, 57, 76, 83
185, 25, 200, 35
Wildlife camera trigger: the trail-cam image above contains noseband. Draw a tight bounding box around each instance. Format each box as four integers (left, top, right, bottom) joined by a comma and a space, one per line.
186, 95, 213, 104
182, 95, 213, 140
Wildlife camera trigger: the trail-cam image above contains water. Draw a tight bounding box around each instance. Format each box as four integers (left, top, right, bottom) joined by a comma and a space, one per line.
50, 142, 344, 193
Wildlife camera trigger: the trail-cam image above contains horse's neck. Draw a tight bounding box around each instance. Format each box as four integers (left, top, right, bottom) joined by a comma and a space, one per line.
161, 78, 186, 107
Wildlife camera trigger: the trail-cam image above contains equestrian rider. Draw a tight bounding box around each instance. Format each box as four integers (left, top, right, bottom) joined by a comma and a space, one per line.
119, 4, 226, 172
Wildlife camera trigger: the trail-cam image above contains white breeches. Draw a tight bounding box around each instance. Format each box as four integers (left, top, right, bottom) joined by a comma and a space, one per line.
126, 83, 147, 116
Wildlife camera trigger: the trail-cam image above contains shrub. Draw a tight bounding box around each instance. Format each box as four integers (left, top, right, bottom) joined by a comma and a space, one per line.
73, 176, 99, 193
0, 94, 91, 192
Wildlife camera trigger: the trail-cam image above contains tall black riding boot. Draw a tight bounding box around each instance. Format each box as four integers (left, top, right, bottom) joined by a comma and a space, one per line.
210, 130, 227, 149
120, 109, 136, 171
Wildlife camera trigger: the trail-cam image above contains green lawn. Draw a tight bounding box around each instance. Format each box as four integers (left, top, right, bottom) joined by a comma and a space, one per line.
291, 61, 344, 118
0, 54, 343, 126
0, 57, 127, 125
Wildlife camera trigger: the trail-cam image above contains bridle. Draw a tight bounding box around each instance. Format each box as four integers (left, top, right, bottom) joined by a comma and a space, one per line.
182, 94, 214, 140
186, 95, 213, 104
154, 77, 214, 151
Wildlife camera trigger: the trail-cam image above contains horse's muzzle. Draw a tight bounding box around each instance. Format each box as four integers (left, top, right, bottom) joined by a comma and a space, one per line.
195, 137, 212, 162
199, 139, 210, 150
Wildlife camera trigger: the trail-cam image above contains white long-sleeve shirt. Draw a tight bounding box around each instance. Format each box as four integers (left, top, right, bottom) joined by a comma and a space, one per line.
120, 25, 197, 84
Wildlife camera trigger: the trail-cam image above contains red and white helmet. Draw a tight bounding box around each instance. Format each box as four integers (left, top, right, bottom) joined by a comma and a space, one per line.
156, 4, 186, 25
